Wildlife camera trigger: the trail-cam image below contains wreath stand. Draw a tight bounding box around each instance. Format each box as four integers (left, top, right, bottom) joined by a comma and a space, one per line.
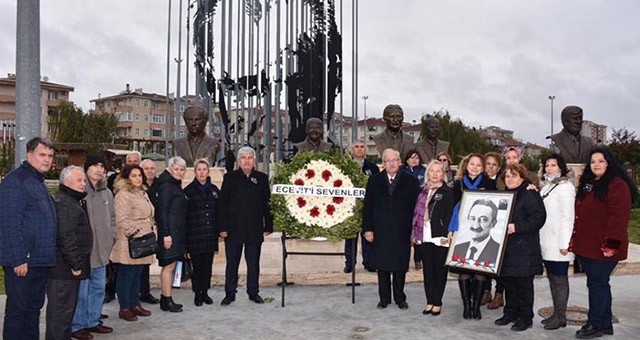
280, 232, 357, 307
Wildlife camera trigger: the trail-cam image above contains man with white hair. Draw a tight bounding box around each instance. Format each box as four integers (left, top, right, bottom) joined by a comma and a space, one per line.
219, 147, 273, 306
363, 149, 419, 310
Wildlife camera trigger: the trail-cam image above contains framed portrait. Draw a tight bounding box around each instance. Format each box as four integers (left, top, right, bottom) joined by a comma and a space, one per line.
445, 190, 516, 275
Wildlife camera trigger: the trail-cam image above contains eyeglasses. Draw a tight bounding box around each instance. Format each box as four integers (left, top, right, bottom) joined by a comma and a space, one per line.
384, 159, 400, 164
437, 158, 448, 162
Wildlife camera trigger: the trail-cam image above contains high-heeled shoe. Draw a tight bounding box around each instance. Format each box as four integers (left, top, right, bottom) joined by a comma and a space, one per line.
422, 304, 433, 315
431, 306, 442, 316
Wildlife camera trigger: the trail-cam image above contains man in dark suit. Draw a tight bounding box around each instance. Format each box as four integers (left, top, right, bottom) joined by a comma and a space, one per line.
218, 146, 273, 306
344, 139, 379, 273
550, 105, 593, 164
172, 106, 220, 167
363, 149, 420, 310
452, 198, 500, 265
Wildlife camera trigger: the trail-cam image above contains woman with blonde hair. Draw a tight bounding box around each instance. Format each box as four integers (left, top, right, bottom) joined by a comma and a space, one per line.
110, 164, 155, 322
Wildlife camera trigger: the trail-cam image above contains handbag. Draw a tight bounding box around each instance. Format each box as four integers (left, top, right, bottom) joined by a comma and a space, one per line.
128, 226, 159, 259
181, 254, 194, 282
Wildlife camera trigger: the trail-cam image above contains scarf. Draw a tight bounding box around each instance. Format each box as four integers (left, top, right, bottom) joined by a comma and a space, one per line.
412, 182, 443, 241
448, 174, 484, 232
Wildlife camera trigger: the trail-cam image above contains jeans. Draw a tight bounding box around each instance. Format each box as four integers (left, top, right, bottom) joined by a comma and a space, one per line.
2, 266, 49, 340
71, 266, 106, 332
115, 264, 143, 309
579, 256, 618, 328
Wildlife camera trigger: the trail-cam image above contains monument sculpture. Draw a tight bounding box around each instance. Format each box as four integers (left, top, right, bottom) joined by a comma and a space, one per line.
294, 117, 333, 153
371, 104, 415, 160
414, 116, 450, 163
550, 105, 593, 164
172, 106, 220, 167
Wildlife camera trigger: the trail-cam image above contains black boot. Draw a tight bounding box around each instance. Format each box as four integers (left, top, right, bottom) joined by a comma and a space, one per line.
160, 295, 183, 313
194, 291, 203, 307
459, 280, 472, 319
202, 290, 213, 305
545, 276, 568, 330
471, 279, 484, 320
542, 273, 557, 325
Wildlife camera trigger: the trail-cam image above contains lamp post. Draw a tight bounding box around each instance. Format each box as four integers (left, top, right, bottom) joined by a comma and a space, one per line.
548, 95, 556, 137
362, 95, 368, 141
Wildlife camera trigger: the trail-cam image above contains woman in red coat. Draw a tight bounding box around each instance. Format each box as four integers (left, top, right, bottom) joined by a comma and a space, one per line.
572, 148, 638, 339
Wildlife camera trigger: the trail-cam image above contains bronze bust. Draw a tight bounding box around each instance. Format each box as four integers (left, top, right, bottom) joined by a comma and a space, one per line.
371, 104, 415, 159
550, 106, 592, 164
171, 106, 220, 167
414, 116, 449, 162
294, 117, 333, 153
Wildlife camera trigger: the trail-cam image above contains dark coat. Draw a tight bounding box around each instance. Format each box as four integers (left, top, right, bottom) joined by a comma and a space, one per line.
425, 185, 454, 238
154, 170, 187, 261
50, 185, 93, 280
452, 175, 497, 205
501, 182, 546, 277
361, 159, 380, 177
184, 177, 220, 255
572, 177, 631, 262
363, 171, 420, 271
218, 169, 273, 244
0, 162, 57, 268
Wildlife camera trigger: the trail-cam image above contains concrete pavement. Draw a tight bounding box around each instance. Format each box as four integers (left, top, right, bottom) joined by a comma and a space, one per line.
1, 274, 639, 339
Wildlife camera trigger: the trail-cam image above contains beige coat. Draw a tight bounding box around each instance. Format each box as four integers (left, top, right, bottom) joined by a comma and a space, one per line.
110, 179, 156, 265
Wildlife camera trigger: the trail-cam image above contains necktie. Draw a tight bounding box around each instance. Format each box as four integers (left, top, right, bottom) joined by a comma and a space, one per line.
389, 177, 395, 186
469, 246, 478, 260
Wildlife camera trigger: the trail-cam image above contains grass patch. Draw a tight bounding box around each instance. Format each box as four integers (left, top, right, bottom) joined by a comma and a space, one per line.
629, 209, 640, 244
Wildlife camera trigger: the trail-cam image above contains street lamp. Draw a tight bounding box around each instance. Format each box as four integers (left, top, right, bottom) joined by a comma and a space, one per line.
362, 95, 369, 141
548, 95, 556, 137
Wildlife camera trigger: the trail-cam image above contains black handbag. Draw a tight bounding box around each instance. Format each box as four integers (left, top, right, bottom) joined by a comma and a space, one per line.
181, 254, 194, 282
128, 228, 159, 259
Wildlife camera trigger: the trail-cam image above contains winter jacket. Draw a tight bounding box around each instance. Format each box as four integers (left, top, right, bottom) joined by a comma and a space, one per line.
110, 178, 156, 265
539, 177, 575, 262
501, 182, 546, 277
184, 177, 220, 255
49, 185, 93, 279
154, 170, 187, 261
85, 178, 116, 268
0, 162, 57, 268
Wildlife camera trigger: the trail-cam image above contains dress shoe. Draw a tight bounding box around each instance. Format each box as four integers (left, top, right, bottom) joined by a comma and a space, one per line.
100, 314, 108, 319
103, 293, 115, 304
397, 301, 409, 310
511, 320, 533, 332
131, 305, 151, 317
140, 293, 160, 304
422, 304, 433, 315
202, 291, 214, 305
377, 301, 388, 309
576, 324, 607, 339
71, 329, 94, 340
603, 326, 614, 335
431, 307, 442, 316
249, 294, 265, 304
194, 292, 204, 306
487, 292, 504, 309
87, 324, 113, 334
221, 295, 236, 306
118, 308, 138, 322
160, 295, 183, 312
495, 315, 518, 326
480, 289, 492, 306
364, 265, 377, 273
343, 266, 353, 273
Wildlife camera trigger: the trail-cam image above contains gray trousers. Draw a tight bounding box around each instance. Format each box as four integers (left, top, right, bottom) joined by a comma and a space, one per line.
45, 278, 81, 340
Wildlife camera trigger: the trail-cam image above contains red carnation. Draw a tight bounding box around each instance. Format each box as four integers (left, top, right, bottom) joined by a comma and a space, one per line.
460, 257, 467, 264
322, 170, 332, 181
452, 254, 459, 262
305, 169, 315, 179
297, 197, 307, 208
484, 261, 491, 267
475, 260, 481, 266
326, 204, 336, 216
294, 178, 304, 186
333, 197, 344, 204
333, 179, 343, 187
310, 206, 320, 217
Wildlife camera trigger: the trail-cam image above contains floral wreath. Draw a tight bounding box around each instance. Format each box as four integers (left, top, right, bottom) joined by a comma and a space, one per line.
271, 150, 368, 241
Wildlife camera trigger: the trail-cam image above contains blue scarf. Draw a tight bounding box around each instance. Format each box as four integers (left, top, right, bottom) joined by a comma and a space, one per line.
448, 174, 484, 232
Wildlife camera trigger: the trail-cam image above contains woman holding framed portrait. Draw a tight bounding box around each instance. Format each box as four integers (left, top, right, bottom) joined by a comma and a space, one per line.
572, 148, 637, 339
495, 163, 546, 332
411, 160, 454, 316
448, 153, 497, 320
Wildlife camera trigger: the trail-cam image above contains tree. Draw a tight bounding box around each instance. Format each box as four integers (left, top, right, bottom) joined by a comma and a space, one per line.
421, 109, 497, 164
48, 101, 118, 153
608, 127, 640, 166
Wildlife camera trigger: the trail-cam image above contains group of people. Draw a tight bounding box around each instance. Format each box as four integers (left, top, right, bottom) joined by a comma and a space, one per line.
0, 100, 637, 340
0, 138, 272, 340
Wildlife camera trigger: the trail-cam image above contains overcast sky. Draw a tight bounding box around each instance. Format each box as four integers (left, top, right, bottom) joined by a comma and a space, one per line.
1, 0, 639, 146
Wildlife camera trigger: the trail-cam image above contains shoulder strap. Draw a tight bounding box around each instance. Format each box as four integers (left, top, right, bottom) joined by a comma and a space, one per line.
541, 183, 560, 200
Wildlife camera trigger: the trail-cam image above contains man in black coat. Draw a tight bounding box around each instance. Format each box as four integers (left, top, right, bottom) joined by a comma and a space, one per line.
363, 149, 420, 310
344, 139, 379, 273
46, 166, 93, 340
219, 147, 274, 305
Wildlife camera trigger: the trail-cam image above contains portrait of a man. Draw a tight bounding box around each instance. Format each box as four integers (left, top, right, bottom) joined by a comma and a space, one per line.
452, 199, 500, 265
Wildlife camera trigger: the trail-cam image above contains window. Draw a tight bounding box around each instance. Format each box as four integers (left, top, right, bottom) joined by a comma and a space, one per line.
152, 129, 163, 137
153, 102, 160, 109
144, 114, 149, 122
135, 128, 140, 136
106, 101, 112, 108
151, 114, 165, 124
48, 92, 59, 100
134, 113, 140, 121
144, 100, 150, 107
144, 129, 149, 137
117, 101, 124, 107
116, 112, 133, 122
135, 99, 140, 107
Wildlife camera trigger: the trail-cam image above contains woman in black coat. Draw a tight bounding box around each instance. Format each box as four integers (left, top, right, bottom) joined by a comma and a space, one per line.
411, 160, 454, 316
154, 156, 188, 312
184, 158, 220, 306
449, 153, 497, 320
495, 163, 546, 332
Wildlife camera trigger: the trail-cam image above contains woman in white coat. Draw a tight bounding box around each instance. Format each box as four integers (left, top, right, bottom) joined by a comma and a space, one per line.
538, 153, 575, 330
